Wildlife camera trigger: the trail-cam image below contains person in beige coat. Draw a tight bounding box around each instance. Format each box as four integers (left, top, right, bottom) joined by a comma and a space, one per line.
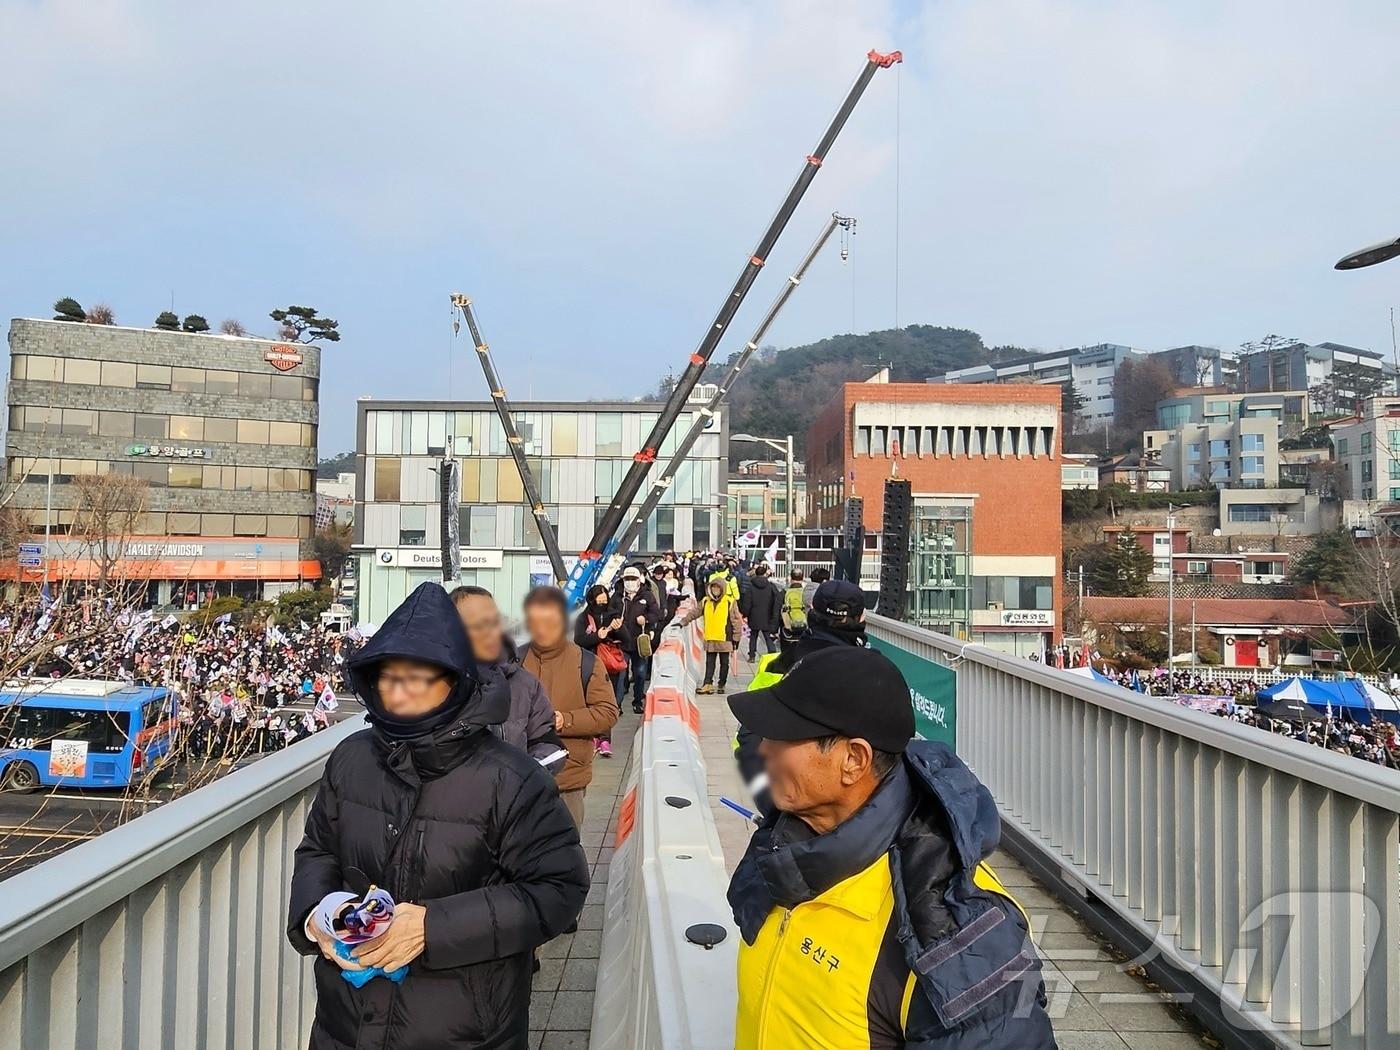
520, 586, 619, 826
678, 577, 744, 694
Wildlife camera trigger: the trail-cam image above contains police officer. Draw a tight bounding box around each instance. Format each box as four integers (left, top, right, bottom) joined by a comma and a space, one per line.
726, 646, 1056, 1049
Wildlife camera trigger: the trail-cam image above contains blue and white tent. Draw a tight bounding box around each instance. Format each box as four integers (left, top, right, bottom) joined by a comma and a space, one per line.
1257, 676, 1400, 725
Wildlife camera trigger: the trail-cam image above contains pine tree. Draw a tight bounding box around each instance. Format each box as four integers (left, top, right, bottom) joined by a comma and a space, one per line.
181, 314, 210, 333
1290, 528, 1356, 588
53, 297, 86, 322
1091, 531, 1155, 597
154, 311, 180, 331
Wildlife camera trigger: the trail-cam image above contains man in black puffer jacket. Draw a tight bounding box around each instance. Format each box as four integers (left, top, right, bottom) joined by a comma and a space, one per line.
287, 582, 589, 1050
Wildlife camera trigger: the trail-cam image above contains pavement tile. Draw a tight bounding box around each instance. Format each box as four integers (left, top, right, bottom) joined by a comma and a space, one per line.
539, 1032, 591, 1049
568, 930, 602, 959
1054, 1033, 1129, 1050
538, 933, 574, 960
559, 956, 599, 991
547, 990, 595, 1031
576, 904, 604, 931
532, 957, 565, 993
529, 991, 554, 1031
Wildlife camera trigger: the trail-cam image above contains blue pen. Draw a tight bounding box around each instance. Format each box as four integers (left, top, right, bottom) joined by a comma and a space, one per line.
720, 796, 758, 823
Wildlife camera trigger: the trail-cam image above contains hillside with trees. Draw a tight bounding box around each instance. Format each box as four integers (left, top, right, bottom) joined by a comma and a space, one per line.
665, 325, 1029, 458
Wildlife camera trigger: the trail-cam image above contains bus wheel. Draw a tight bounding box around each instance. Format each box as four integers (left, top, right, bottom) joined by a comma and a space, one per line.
2, 761, 40, 793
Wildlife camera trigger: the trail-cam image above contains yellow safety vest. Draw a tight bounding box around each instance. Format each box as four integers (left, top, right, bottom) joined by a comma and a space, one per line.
700, 595, 735, 643
735, 854, 1031, 1049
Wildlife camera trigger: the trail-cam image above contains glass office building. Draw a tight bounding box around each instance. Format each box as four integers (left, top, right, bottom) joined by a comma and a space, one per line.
353, 398, 727, 621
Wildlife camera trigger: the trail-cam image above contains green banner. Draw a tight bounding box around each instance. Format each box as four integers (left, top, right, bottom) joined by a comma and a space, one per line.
869, 636, 957, 750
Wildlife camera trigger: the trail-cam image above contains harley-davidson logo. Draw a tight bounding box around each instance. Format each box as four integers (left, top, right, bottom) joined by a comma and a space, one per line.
265, 345, 303, 372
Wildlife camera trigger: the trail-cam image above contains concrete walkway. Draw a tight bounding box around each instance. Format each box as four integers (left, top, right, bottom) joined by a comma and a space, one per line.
694, 652, 1214, 1050
529, 703, 640, 1049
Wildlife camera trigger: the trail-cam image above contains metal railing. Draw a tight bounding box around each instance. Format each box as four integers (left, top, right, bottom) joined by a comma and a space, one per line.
867, 614, 1400, 1050
0, 717, 363, 1050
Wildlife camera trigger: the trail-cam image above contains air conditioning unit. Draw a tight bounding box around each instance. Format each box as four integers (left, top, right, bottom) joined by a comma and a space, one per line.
988, 601, 1004, 611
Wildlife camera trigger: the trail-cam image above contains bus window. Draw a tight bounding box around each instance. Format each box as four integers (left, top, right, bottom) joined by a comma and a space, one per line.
4, 706, 131, 753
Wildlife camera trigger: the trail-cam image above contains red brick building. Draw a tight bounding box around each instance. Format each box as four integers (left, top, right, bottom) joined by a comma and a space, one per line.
806, 373, 1064, 655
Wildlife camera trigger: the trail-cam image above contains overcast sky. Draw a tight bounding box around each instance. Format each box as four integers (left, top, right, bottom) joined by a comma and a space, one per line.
4, 1, 1399, 452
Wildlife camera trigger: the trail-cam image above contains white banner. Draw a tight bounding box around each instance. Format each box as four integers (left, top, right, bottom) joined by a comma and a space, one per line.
376, 548, 504, 570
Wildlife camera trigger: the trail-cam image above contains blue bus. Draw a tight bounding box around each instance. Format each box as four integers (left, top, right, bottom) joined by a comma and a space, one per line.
0, 680, 179, 791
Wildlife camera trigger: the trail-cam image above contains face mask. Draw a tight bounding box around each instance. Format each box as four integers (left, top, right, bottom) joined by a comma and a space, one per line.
623, 580, 641, 595
594, 597, 608, 607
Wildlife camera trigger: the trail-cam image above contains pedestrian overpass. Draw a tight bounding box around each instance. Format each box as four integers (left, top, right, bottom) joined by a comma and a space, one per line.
1, 614, 1396, 1049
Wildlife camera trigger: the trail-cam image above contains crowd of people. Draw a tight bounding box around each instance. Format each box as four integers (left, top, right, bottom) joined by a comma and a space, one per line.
0, 594, 353, 762
1044, 649, 1400, 768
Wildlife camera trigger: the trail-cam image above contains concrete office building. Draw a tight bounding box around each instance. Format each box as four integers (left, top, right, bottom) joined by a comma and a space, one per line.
1331, 396, 1400, 502
353, 398, 727, 622
1154, 389, 1310, 434
4, 318, 320, 602
807, 373, 1063, 656
1154, 345, 1224, 388
1237, 341, 1396, 410
1143, 416, 1280, 490
928, 342, 1140, 432
1218, 489, 1336, 538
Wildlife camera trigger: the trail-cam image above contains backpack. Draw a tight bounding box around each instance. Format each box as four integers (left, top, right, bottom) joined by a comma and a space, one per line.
523, 644, 602, 691
781, 585, 807, 630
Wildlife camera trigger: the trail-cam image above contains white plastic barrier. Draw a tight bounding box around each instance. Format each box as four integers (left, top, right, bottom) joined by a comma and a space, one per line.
591, 613, 740, 1050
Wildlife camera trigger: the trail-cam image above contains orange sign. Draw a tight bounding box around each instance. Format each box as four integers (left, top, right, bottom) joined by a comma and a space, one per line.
265, 344, 303, 371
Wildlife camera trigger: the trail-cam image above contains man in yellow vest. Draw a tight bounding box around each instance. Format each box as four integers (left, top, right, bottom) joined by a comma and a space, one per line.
726, 647, 1056, 1050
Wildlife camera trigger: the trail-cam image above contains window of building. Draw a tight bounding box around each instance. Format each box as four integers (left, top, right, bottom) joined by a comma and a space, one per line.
1362, 461, 1374, 483
1362, 432, 1372, 453
169, 416, 203, 441
468, 505, 495, 547
98, 411, 135, 438
374, 457, 401, 502
693, 510, 710, 548
552, 414, 578, 456
171, 367, 204, 393
205, 370, 239, 396
595, 413, 623, 456
239, 372, 272, 399
202, 513, 234, 536
64, 358, 102, 385
772, 497, 786, 514
269, 374, 301, 400
1229, 504, 1274, 522
235, 466, 267, 492
268, 420, 301, 446
1187, 443, 1201, 461
302, 377, 318, 402
136, 364, 171, 390
1209, 439, 1231, 458
1242, 456, 1265, 475
168, 513, 201, 535
740, 494, 764, 514
202, 464, 234, 489
1390, 460, 1400, 481
237, 419, 270, 445
459, 458, 480, 502
169, 464, 202, 488
266, 515, 299, 537
59, 409, 96, 435
234, 515, 267, 537
1338, 438, 1349, 455
1186, 561, 1209, 575
654, 507, 675, 550
131, 462, 167, 487
1391, 488, 1400, 502
399, 505, 427, 545
497, 465, 524, 503
205, 417, 237, 443
134, 414, 168, 440
1240, 433, 1264, 452
101, 361, 137, 387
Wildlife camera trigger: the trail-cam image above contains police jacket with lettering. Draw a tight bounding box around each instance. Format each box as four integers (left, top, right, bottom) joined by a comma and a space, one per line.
727, 741, 1057, 1050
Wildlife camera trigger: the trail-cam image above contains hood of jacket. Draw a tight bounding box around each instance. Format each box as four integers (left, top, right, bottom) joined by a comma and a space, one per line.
346, 583, 507, 745
899, 738, 1001, 872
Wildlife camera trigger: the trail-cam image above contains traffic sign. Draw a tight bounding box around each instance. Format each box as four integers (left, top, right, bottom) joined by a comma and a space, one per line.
18, 543, 43, 567
19, 543, 42, 556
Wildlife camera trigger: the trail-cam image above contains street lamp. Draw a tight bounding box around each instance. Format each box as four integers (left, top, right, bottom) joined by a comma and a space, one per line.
1166, 506, 1175, 691
1335, 235, 1400, 270
710, 491, 740, 547
730, 433, 795, 575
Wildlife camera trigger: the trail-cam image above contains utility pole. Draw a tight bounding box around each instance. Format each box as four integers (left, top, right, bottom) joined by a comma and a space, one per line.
1166, 505, 1176, 692
784, 434, 795, 578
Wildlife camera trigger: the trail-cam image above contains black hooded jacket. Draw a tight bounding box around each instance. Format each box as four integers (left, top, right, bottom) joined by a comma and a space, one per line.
287, 583, 589, 1050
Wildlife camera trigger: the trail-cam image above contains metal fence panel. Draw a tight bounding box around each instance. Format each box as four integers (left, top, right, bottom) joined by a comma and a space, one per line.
866, 614, 1400, 1050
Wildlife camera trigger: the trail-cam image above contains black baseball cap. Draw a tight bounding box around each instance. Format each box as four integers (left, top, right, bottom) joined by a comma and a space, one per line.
728, 646, 914, 753
813, 580, 865, 619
